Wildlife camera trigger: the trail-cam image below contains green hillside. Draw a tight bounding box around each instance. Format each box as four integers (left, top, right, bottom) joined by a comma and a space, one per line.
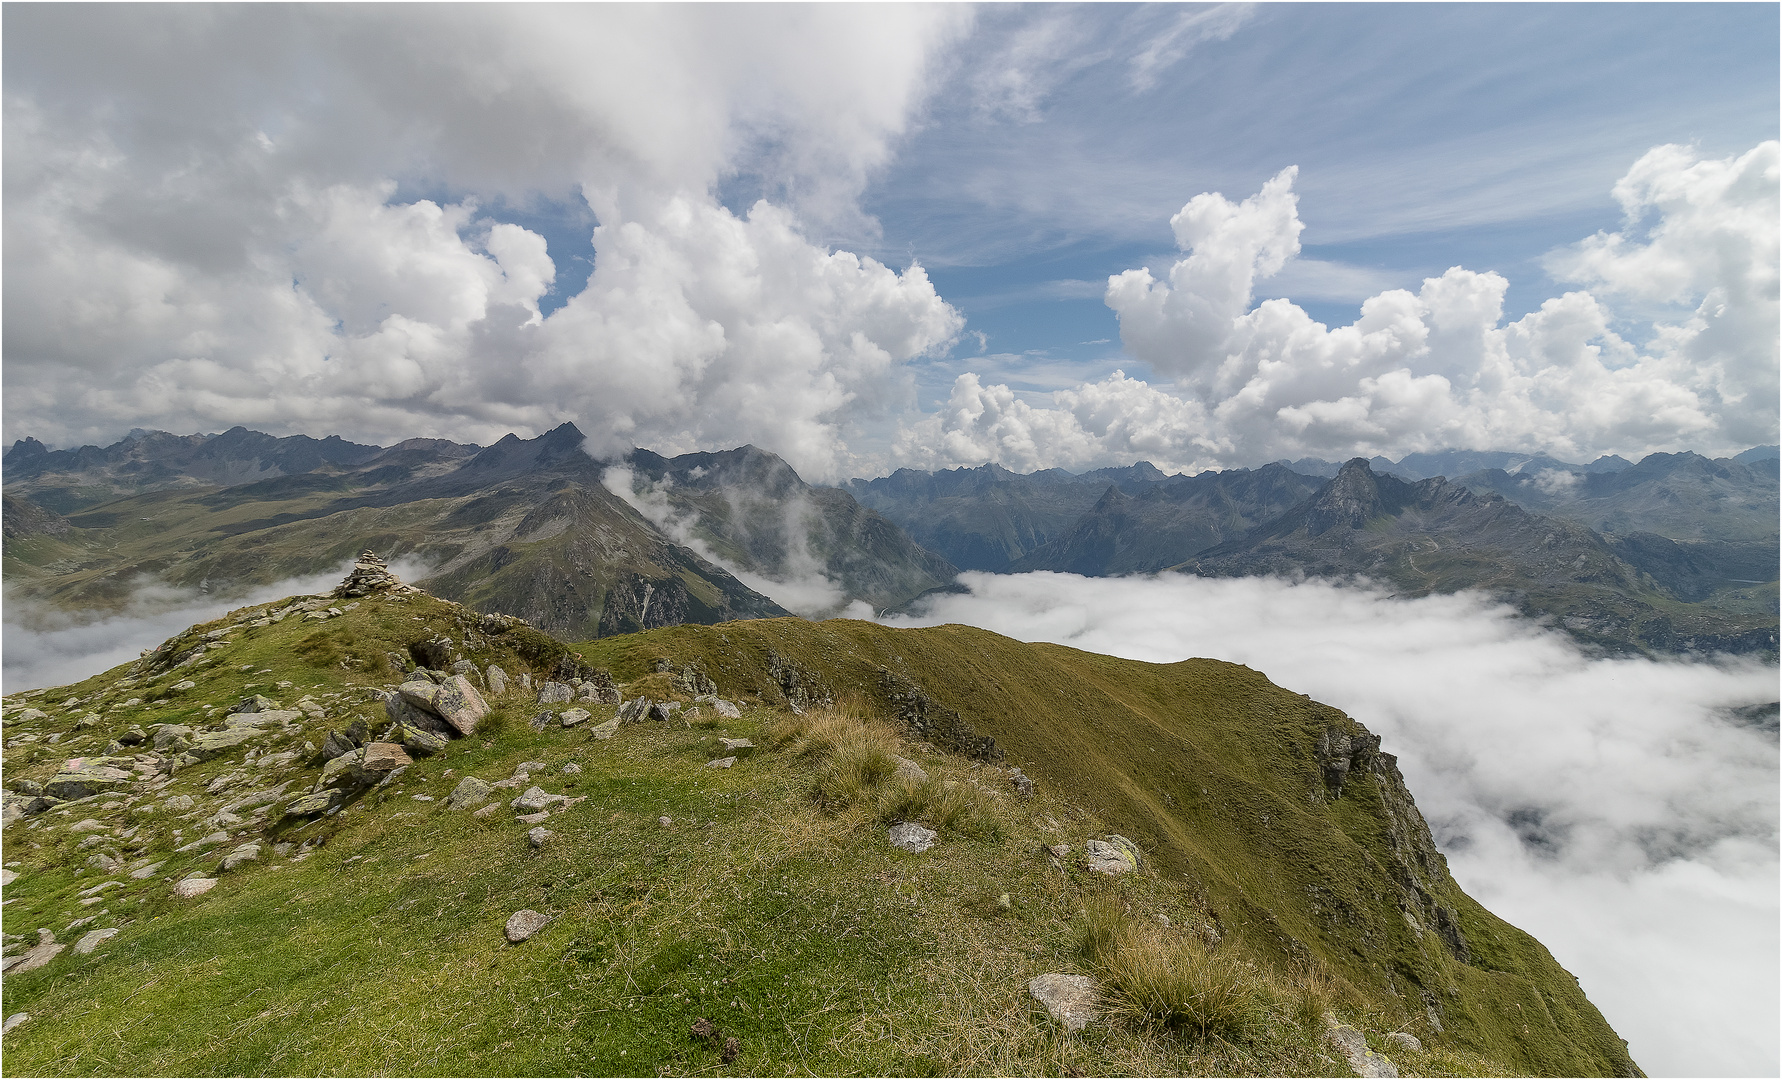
0, 576, 1637, 1076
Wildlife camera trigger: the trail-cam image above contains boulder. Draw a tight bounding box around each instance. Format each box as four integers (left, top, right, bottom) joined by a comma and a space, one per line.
617, 698, 650, 724
559, 709, 591, 728
361, 742, 413, 773
529, 711, 556, 732
230, 694, 279, 714
398, 680, 442, 712
282, 789, 343, 818
320, 748, 370, 789
319, 729, 359, 760
43, 766, 133, 801
1385, 1032, 1423, 1054
510, 786, 566, 814
1028, 974, 1099, 1033
384, 692, 450, 735
1326, 1020, 1398, 1078
485, 666, 509, 695
536, 681, 573, 705
711, 699, 741, 720
718, 737, 755, 756
504, 909, 550, 943
117, 727, 147, 746
587, 718, 621, 741
392, 722, 448, 757
1009, 768, 1034, 799
1085, 836, 1140, 875
130, 861, 166, 879
446, 777, 493, 809
431, 676, 489, 736
172, 877, 218, 898
219, 843, 262, 872
888, 822, 938, 853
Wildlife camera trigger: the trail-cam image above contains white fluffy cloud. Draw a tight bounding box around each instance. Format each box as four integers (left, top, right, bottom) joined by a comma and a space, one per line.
904, 142, 1778, 472
884, 571, 1779, 1077
2, 6, 968, 480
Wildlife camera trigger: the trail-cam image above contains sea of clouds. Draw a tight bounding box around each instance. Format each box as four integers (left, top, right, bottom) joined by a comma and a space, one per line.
884, 571, 1779, 1077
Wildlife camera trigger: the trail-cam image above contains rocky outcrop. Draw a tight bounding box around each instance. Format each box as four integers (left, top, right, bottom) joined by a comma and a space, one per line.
877, 668, 1002, 761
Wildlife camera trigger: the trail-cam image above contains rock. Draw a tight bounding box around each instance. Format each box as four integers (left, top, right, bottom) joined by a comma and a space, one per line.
7, 779, 42, 797
529, 711, 556, 732
392, 722, 448, 757
888, 822, 938, 853
4, 930, 63, 974
2, 1013, 28, 1034
361, 742, 414, 773
578, 680, 621, 705
384, 692, 450, 735
8, 708, 47, 722
485, 666, 508, 695
43, 766, 134, 801
514, 761, 548, 777
1028, 973, 1099, 1033
320, 748, 370, 789
169, 680, 196, 693
1009, 768, 1034, 799
0, 869, 14, 887
219, 844, 261, 872
536, 681, 573, 705
1326, 1019, 1399, 1078
282, 789, 342, 818
891, 755, 927, 782
319, 730, 360, 761
510, 786, 565, 814
561, 763, 583, 775
87, 854, 120, 873
398, 680, 442, 713
430, 675, 489, 736
472, 803, 498, 818
527, 827, 554, 848
559, 709, 591, 728
1385, 1032, 1422, 1054
587, 718, 621, 740
515, 811, 550, 824
117, 726, 147, 746
1046, 843, 1071, 859
719, 737, 756, 756
172, 877, 217, 898
1085, 835, 1140, 875
504, 909, 551, 943
706, 757, 737, 769
711, 698, 741, 720
658, 816, 673, 827
130, 861, 165, 879
161, 794, 195, 812
617, 698, 650, 724
450, 660, 478, 681
231, 694, 279, 715
446, 777, 493, 809
73, 927, 119, 955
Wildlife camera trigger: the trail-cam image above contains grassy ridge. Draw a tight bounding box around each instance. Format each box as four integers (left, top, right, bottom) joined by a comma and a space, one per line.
1, 595, 1635, 1075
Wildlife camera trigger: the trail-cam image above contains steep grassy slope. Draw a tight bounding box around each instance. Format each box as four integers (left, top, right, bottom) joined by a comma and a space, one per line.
0, 586, 1637, 1076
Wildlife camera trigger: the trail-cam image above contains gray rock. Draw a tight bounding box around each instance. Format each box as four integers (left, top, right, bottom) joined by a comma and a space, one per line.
0, 869, 15, 887
87, 853, 120, 873
161, 794, 195, 812
706, 756, 737, 769
392, 722, 448, 757
504, 909, 550, 943
1085, 836, 1140, 875
384, 692, 450, 735
230, 694, 279, 714
431, 675, 489, 736
282, 790, 342, 818
172, 877, 217, 898
2, 1012, 28, 1034
529, 711, 556, 732
1046, 843, 1071, 859
514, 811, 550, 825
510, 786, 565, 814
719, 737, 756, 756
558, 709, 591, 728
536, 681, 573, 705
320, 748, 370, 790
560, 763, 583, 775
891, 755, 927, 782
527, 826, 554, 848
319, 730, 360, 761
711, 698, 741, 720
1010, 768, 1034, 799
72, 927, 119, 955
43, 766, 134, 801
117, 726, 147, 746
446, 777, 493, 809
398, 680, 442, 713
1326, 1020, 1399, 1078
3, 930, 63, 974
888, 822, 938, 853
617, 698, 650, 724
587, 718, 621, 740
485, 666, 508, 695
513, 761, 548, 777
1028, 973, 1099, 1033
130, 861, 165, 879
219, 844, 261, 872
1384, 1032, 1422, 1054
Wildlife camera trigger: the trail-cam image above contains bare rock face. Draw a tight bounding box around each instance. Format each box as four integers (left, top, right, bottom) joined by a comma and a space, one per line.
333, 550, 405, 598
1027, 973, 1099, 1033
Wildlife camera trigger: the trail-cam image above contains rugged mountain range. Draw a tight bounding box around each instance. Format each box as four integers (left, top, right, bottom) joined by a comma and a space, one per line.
2, 426, 949, 639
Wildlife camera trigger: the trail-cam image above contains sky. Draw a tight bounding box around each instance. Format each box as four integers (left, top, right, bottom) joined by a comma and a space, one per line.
3, 4, 1777, 482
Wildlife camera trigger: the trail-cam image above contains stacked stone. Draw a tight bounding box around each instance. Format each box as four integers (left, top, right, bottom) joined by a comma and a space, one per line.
333, 551, 404, 598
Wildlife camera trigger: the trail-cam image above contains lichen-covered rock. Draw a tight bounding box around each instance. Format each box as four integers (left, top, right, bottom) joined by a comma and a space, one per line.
504, 909, 550, 943
1085, 836, 1140, 875
385, 692, 450, 735
446, 777, 493, 809
152, 724, 194, 753
218, 844, 261, 872
1028, 973, 1099, 1033
392, 722, 449, 757
320, 748, 369, 789
1385, 1032, 1422, 1054
510, 786, 565, 814
558, 709, 591, 728
485, 666, 509, 695
1326, 1019, 1398, 1077
888, 822, 938, 853
282, 789, 342, 818
588, 718, 621, 741
431, 675, 489, 735
536, 681, 573, 705
43, 765, 133, 801
361, 742, 413, 774
398, 680, 442, 713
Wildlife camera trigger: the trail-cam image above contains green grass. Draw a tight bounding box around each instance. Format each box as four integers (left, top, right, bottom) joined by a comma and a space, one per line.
1, 594, 1640, 1076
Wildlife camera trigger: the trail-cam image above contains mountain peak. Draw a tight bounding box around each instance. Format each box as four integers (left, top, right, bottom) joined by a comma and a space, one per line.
1305, 458, 1385, 535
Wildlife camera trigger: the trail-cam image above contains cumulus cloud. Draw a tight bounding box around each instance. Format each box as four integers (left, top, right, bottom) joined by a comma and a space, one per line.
884, 571, 1778, 1077
2, 6, 968, 480
904, 142, 1779, 472
1, 555, 430, 692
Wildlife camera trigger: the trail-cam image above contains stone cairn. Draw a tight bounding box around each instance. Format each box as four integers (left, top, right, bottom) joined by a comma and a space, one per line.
333, 550, 407, 598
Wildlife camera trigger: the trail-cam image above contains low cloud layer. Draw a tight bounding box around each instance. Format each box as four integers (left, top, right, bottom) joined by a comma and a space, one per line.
1, 557, 432, 692
903, 141, 1780, 472
885, 571, 1778, 1077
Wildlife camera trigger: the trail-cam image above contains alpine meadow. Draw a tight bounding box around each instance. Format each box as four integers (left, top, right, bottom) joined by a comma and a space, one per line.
3, 6, 1777, 1078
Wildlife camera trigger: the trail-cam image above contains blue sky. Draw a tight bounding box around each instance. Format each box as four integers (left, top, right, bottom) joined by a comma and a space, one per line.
6, 3, 1778, 475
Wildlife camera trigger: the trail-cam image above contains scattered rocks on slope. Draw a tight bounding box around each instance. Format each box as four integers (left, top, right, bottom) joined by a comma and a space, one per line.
888, 822, 938, 853
536, 681, 573, 705
1084, 836, 1140, 875
1, 930, 63, 974
1027, 973, 1099, 1033
558, 709, 590, 728
504, 909, 550, 943
219, 844, 262, 872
